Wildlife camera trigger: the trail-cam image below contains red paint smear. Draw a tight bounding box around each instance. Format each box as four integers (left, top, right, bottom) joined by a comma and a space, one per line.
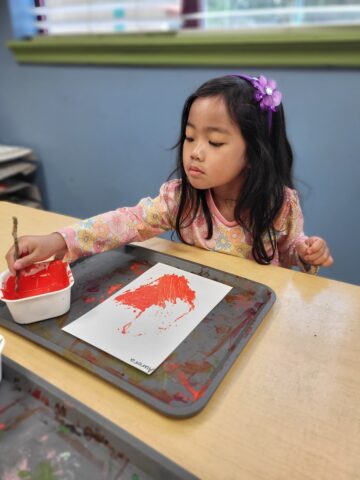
30, 388, 49, 406
207, 307, 258, 357
215, 325, 232, 335
82, 348, 98, 363
83, 296, 97, 304
32, 388, 42, 400
87, 285, 100, 293
0, 400, 19, 414
130, 262, 146, 274
163, 362, 181, 373
107, 284, 122, 296
225, 292, 254, 304
114, 274, 196, 333
177, 371, 209, 402
2, 260, 70, 300
122, 322, 132, 334
0, 423, 5, 430
173, 392, 190, 403
183, 360, 213, 374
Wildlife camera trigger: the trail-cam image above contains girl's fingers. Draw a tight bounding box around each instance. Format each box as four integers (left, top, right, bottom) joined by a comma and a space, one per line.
302, 247, 326, 263
5, 237, 34, 273
13, 249, 40, 270
300, 237, 334, 267
303, 246, 333, 267
306, 237, 323, 253
321, 254, 334, 267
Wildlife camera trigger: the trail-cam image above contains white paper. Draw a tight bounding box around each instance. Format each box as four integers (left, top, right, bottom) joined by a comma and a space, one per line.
0, 144, 33, 162
63, 262, 232, 374
0, 161, 37, 181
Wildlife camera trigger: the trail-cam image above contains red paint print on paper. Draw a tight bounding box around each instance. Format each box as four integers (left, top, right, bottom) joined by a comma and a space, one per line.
114, 273, 196, 334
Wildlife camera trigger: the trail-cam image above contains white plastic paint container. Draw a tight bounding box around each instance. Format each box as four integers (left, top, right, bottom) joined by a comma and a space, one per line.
0, 261, 74, 324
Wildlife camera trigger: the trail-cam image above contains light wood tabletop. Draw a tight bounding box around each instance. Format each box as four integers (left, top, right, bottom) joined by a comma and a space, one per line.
1, 201, 359, 480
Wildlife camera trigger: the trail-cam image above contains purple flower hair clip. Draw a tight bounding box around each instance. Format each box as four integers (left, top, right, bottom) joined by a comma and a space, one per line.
230, 73, 283, 131
252, 75, 282, 113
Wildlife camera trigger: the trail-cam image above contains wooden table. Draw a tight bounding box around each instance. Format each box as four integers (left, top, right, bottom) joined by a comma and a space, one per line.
1, 201, 359, 480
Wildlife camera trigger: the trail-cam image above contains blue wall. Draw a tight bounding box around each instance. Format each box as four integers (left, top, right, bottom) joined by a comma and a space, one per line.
1, 2, 359, 286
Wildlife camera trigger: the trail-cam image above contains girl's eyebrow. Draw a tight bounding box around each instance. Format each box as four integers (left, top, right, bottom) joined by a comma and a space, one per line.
186, 121, 230, 134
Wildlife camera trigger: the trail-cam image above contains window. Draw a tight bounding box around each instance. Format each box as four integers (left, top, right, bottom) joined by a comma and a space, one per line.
6, 0, 360, 68
8, 0, 360, 39
197, 0, 360, 30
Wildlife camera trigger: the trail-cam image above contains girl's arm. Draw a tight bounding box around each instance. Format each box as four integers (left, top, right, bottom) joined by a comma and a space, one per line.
59, 180, 180, 263
276, 189, 332, 274
6, 233, 67, 274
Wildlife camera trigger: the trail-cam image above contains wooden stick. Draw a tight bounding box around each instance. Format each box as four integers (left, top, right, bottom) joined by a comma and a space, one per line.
12, 216, 20, 292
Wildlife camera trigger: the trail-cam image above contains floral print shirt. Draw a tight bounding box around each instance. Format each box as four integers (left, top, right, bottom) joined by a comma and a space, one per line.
59, 179, 317, 274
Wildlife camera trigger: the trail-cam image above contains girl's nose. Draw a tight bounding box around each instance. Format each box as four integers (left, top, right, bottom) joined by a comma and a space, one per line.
190, 143, 204, 161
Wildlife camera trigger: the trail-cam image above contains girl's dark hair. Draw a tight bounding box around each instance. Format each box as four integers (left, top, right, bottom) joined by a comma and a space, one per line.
171, 75, 294, 264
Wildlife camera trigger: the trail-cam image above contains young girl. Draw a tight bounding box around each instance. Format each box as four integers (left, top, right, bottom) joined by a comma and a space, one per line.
6, 74, 333, 274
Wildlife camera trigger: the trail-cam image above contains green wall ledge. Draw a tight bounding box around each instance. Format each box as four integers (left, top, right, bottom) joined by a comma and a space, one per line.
7, 26, 360, 67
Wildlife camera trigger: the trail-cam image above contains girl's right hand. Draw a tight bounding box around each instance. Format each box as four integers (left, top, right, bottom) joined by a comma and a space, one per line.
5, 233, 68, 275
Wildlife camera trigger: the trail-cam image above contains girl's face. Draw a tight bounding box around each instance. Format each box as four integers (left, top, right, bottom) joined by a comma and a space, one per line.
183, 95, 248, 198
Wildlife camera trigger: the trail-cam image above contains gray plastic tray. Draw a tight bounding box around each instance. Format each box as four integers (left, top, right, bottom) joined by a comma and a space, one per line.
0, 245, 276, 417
0, 356, 196, 480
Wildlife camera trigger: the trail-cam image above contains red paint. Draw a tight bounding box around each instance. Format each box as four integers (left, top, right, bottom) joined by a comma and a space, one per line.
121, 322, 132, 334
83, 296, 97, 304
32, 388, 42, 400
2, 260, 70, 300
83, 348, 98, 363
183, 360, 212, 374
177, 371, 209, 401
163, 362, 181, 373
225, 292, 254, 304
0, 423, 5, 430
130, 262, 146, 274
87, 284, 100, 293
207, 308, 256, 357
173, 392, 190, 403
107, 284, 122, 296
114, 274, 196, 333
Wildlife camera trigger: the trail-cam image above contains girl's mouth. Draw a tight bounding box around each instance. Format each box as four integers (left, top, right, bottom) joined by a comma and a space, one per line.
188, 166, 205, 176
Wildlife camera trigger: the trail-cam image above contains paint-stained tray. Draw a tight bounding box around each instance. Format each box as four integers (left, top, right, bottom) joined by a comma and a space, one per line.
0, 356, 196, 480
0, 245, 276, 417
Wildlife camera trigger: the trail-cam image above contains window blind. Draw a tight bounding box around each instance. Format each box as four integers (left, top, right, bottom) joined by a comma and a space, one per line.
9, 0, 182, 37
8, 0, 360, 38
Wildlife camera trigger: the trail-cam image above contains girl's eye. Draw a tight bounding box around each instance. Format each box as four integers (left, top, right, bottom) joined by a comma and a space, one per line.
209, 141, 224, 147
185, 136, 194, 142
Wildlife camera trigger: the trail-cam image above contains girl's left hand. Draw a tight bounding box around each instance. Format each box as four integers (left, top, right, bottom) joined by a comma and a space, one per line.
296, 236, 334, 267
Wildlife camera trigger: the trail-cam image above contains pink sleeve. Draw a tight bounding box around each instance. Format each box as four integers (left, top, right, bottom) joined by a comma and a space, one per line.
58, 180, 180, 263
277, 189, 319, 274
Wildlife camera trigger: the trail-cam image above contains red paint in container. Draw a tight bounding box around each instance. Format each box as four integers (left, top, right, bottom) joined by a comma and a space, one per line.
1, 260, 74, 324
2, 260, 70, 300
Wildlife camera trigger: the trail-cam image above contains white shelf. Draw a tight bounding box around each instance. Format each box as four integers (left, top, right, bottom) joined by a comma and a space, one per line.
0, 144, 43, 209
